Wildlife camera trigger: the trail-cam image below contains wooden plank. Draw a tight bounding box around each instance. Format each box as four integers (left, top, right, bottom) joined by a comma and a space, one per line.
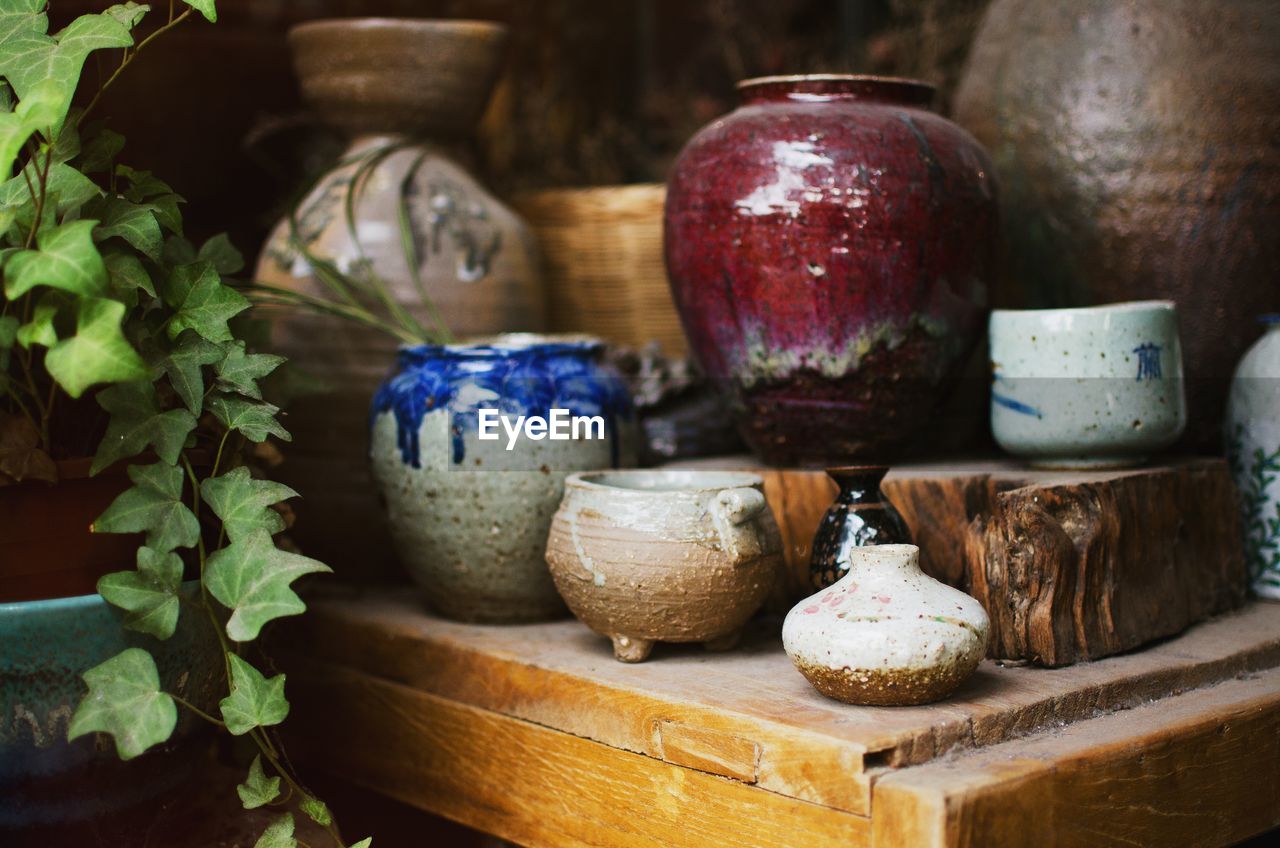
872, 668, 1280, 848
284, 659, 873, 848
287, 591, 1280, 815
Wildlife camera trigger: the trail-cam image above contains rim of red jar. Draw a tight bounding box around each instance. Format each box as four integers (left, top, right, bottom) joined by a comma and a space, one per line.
736, 73, 936, 106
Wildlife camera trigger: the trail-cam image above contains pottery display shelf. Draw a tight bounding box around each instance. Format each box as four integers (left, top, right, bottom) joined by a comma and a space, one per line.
281, 590, 1280, 848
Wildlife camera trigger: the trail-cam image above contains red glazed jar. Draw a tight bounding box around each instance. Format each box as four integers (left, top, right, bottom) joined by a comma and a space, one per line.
664, 75, 997, 466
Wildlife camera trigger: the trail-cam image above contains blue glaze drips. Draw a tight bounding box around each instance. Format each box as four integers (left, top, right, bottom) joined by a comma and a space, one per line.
370, 339, 633, 468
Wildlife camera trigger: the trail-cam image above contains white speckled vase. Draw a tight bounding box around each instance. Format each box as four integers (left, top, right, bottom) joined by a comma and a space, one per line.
782, 544, 989, 705
369, 335, 634, 623
1226, 316, 1280, 600
989, 300, 1186, 469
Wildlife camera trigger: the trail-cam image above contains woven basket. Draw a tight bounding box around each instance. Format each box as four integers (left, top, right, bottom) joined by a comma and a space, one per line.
514, 184, 687, 356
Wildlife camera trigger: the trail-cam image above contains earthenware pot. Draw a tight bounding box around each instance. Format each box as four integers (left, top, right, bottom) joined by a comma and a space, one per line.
664, 74, 997, 466
369, 335, 634, 623
954, 0, 1280, 449
256, 19, 545, 577
809, 466, 911, 592
0, 584, 221, 830
783, 544, 989, 705
989, 301, 1186, 469
546, 470, 782, 662
1226, 316, 1280, 599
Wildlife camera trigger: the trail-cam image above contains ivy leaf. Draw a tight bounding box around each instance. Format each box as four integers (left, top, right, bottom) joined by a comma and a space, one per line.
205, 529, 330, 641
67, 647, 176, 760
0, 77, 61, 178
253, 814, 296, 848
45, 296, 148, 397
79, 127, 125, 173
218, 653, 289, 735
300, 797, 332, 827
90, 195, 163, 261
216, 341, 283, 400
97, 546, 184, 639
164, 261, 249, 343
158, 330, 224, 414
6, 10, 133, 103
0, 412, 57, 484
197, 232, 243, 274
0, 161, 100, 219
0, 315, 16, 347
16, 298, 59, 348
201, 466, 296, 542
349, 840, 373, 848
207, 394, 291, 443
3, 219, 107, 299
116, 164, 173, 200
91, 381, 197, 474
183, 1, 219, 23
237, 754, 281, 810
93, 461, 200, 553
104, 250, 156, 302
105, 2, 149, 29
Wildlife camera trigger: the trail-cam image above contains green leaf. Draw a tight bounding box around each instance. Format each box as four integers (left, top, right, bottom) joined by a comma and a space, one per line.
79, 127, 125, 173
205, 529, 330, 641
104, 2, 149, 30
93, 461, 200, 553
117, 164, 175, 201
0, 315, 16, 347
97, 546, 184, 639
3, 219, 106, 299
0, 77, 61, 178
253, 814, 296, 848
218, 653, 289, 735
300, 797, 332, 827
104, 249, 155, 302
91, 381, 198, 474
197, 232, 243, 274
164, 261, 249, 343
237, 754, 281, 810
0, 162, 101, 219
183, 1, 219, 23
15, 298, 58, 348
216, 341, 283, 400
45, 296, 147, 397
67, 647, 176, 760
90, 195, 162, 261
157, 330, 223, 414
4, 10, 133, 104
201, 466, 296, 542
207, 393, 291, 443
349, 840, 373, 848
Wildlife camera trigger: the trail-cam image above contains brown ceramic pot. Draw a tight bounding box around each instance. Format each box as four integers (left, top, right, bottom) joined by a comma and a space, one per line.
545, 470, 783, 662
953, 0, 1280, 448
0, 460, 137, 602
256, 19, 546, 576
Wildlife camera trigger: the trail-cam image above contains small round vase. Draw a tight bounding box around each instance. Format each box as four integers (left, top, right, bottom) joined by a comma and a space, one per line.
664, 74, 997, 466
546, 470, 783, 662
1226, 316, 1280, 599
783, 544, 989, 706
256, 19, 546, 576
809, 466, 912, 592
369, 335, 634, 623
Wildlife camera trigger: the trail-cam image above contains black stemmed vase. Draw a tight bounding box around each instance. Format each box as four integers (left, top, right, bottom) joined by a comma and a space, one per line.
809, 466, 912, 591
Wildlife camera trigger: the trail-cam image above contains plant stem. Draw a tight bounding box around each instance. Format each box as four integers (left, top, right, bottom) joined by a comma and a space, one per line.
251, 726, 345, 846
249, 284, 424, 345
172, 694, 225, 727
81, 8, 195, 123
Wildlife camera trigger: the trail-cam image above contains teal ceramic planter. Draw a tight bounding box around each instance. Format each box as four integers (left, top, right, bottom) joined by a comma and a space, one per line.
0, 582, 222, 830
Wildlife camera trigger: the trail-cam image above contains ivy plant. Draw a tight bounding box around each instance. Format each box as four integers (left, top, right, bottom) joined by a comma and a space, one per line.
0, 3, 366, 845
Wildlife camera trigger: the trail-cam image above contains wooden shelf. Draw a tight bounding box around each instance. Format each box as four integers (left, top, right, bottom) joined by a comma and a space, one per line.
282, 590, 1280, 847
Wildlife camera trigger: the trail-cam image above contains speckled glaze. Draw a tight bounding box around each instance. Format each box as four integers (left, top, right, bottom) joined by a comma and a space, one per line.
545, 470, 783, 662
369, 335, 634, 623
954, 0, 1280, 449
989, 301, 1186, 469
1226, 317, 1280, 599
664, 75, 997, 466
809, 466, 911, 591
783, 544, 989, 706
0, 584, 221, 829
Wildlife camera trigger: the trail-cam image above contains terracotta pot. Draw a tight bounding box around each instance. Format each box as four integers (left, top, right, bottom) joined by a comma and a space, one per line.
369, 335, 635, 623
953, 0, 1280, 448
545, 470, 783, 662
783, 544, 989, 705
808, 466, 911, 592
0, 460, 137, 603
256, 19, 546, 576
664, 74, 998, 467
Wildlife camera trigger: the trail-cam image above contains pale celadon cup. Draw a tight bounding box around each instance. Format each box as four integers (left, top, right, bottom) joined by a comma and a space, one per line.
989, 301, 1186, 469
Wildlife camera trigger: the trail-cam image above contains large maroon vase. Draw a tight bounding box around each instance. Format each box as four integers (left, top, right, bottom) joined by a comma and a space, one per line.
664, 75, 998, 466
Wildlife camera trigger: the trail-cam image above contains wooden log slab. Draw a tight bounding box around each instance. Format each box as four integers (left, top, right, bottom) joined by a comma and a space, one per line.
670, 458, 1247, 667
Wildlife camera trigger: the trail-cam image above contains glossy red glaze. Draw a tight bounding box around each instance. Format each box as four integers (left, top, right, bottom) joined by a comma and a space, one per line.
664, 75, 998, 466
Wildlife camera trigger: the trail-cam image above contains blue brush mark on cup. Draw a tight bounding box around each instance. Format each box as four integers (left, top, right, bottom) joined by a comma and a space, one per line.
1132, 342, 1163, 381
370, 338, 632, 468
991, 390, 1044, 418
